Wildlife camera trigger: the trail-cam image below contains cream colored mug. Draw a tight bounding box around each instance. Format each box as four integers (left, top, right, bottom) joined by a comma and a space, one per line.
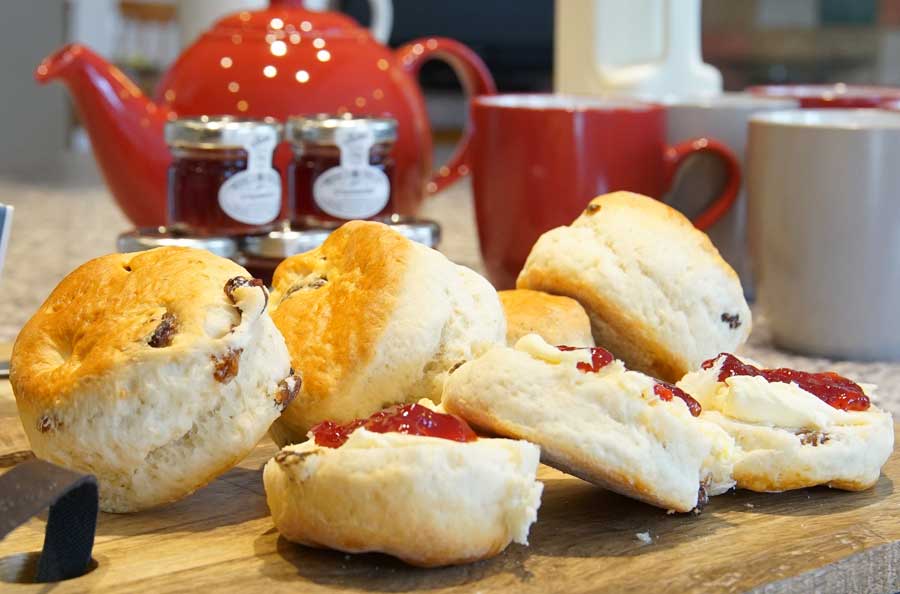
748, 109, 900, 360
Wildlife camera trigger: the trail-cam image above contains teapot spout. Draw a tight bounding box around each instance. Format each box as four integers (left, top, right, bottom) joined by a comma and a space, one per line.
36, 44, 171, 227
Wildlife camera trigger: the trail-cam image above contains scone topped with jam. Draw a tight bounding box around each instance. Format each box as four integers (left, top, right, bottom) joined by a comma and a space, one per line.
11, 247, 297, 512
678, 353, 893, 492
269, 220, 505, 446
517, 191, 751, 382
442, 334, 737, 513
264, 400, 543, 567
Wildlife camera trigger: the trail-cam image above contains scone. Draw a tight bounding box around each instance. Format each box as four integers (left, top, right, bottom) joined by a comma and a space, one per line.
678, 353, 894, 492
263, 401, 543, 567
268, 220, 505, 446
499, 289, 595, 346
517, 191, 751, 382
441, 334, 736, 513
11, 247, 298, 512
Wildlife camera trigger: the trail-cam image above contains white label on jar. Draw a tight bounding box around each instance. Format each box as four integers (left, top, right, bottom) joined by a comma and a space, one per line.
313, 125, 390, 220
217, 126, 282, 225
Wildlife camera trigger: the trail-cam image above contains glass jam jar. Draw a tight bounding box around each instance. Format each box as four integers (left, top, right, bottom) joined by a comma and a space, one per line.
287, 114, 397, 224
166, 116, 283, 236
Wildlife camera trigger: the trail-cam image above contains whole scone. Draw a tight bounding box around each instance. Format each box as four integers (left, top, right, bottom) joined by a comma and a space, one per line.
517, 191, 751, 382
269, 220, 505, 445
499, 289, 595, 347
11, 247, 298, 512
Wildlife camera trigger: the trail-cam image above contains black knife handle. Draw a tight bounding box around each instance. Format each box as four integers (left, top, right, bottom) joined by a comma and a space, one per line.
0, 458, 98, 582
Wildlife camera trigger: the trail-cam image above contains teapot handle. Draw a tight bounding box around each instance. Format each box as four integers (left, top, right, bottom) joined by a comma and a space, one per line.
396, 38, 496, 195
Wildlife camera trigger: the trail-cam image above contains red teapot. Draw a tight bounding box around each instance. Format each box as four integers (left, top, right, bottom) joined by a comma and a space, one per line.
36, 0, 495, 227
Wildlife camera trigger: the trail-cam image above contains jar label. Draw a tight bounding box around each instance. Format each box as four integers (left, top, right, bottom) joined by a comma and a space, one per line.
218, 126, 281, 225
313, 126, 390, 219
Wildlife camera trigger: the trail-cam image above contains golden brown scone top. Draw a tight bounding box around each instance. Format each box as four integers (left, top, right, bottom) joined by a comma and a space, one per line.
498, 289, 594, 347
270, 221, 412, 411
12, 247, 255, 413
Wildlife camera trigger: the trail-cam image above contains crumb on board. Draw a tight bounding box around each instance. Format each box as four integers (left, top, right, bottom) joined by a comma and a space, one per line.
636, 531, 653, 545
745, 503, 755, 509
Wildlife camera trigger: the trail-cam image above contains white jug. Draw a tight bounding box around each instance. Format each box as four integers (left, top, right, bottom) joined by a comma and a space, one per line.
555, 0, 721, 98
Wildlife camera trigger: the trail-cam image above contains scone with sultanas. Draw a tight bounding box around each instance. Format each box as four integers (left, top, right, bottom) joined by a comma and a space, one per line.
442, 334, 736, 513
499, 289, 595, 347
678, 353, 894, 492
268, 220, 505, 446
263, 401, 542, 567
11, 247, 298, 512
517, 191, 751, 383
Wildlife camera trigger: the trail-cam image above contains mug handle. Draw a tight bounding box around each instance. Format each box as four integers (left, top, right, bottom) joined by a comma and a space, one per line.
395, 37, 496, 195
663, 138, 741, 230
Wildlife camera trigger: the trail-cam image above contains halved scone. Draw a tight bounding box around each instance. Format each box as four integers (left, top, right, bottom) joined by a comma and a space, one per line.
263, 402, 543, 567
678, 353, 894, 492
441, 334, 736, 513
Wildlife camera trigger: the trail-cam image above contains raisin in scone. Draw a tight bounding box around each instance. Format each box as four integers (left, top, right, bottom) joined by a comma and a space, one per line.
442, 334, 736, 513
11, 247, 297, 512
678, 353, 894, 492
499, 289, 595, 347
269, 221, 505, 446
263, 401, 542, 567
517, 191, 751, 383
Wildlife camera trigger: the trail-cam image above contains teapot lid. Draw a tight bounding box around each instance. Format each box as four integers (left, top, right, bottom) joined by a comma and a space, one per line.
212, 0, 363, 36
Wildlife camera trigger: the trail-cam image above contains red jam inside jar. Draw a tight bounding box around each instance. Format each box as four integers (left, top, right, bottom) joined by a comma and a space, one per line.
166, 117, 284, 236
702, 353, 870, 411
653, 383, 702, 416
556, 345, 615, 373
310, 403, 478, 448
287, 114, 397, 225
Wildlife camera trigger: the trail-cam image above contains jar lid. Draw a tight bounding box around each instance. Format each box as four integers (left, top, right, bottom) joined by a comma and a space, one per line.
241, 217, 440, 259
240, 227, 334, 259
286, 113, 398, 146
117, 228, 240, 259
165, 116, 282, 149
381, 215, 441, 248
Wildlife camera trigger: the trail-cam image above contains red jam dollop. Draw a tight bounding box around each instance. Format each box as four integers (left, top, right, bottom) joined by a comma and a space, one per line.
701, 353, 870, 412
653, 383, 702, 417
310, 403, 478, 448
556, 345, 614, 373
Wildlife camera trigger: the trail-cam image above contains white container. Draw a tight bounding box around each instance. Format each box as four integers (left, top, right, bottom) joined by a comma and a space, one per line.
659, 93, 797, 295
554, 0, 722, 98
748, 109, 900, 360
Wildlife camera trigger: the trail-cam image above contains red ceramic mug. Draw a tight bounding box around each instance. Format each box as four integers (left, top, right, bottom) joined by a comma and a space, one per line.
470, 95, 741, 288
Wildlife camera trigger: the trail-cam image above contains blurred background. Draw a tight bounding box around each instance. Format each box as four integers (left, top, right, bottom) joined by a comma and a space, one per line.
5, 0, 900, 181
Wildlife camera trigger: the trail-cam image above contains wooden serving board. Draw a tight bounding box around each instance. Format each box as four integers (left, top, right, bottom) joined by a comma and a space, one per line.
1, 375, 899, 593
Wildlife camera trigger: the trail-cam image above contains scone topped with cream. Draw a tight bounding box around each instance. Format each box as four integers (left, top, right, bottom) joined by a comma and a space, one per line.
442, 334, 736, 513
11, 247, 298, 512
517, 191, 751, 382
678, 353, 894, 492
264, 400, 542, 567
269, 220, 505, 446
